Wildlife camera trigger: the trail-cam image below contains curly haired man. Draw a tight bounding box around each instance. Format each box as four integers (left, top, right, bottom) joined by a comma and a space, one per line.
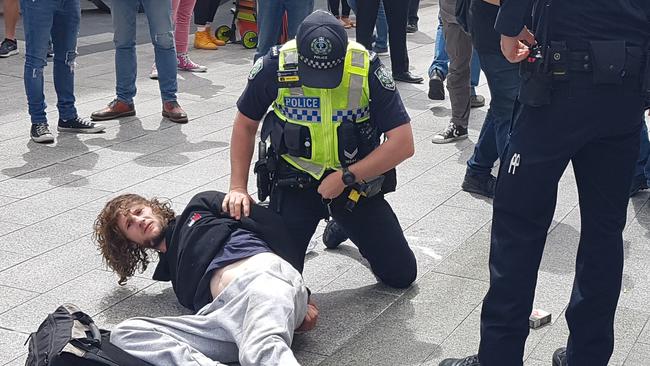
93, 190, 318, 366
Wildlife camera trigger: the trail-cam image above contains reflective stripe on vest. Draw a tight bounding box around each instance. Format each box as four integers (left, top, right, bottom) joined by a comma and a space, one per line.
273, 39, 371, 179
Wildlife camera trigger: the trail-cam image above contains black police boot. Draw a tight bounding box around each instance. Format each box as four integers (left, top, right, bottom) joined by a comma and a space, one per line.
461, 172, 497, 198
552, 347, 567, 366
629, 174, 649, 197
322, 220, 348, 249
439, 354, 481, 366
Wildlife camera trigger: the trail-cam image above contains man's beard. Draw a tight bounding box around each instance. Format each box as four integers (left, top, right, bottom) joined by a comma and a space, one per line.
146, 222, 167, 251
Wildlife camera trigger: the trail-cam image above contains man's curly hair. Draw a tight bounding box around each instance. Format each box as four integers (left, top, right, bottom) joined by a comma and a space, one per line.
93, 194, 175, 285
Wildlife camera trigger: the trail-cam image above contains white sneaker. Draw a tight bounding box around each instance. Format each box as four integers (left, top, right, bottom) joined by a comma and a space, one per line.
149, 63, 158, 79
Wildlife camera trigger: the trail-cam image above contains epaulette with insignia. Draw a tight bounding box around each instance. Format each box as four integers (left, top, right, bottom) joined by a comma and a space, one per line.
270, 46, 280, 59
369, 51, 378, 62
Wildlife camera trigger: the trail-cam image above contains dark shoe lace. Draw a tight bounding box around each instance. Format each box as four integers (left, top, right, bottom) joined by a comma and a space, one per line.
34, 124, 51, 136
459, 355, 481, 366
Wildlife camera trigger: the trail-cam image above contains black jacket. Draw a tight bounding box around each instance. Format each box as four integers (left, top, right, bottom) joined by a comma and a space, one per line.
152, 191, 303, 311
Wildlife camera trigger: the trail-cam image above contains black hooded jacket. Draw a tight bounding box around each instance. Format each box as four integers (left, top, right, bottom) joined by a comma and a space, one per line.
152, 191, 303, 311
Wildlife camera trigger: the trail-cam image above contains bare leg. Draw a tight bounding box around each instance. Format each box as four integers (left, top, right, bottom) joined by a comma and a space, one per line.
4, 0, 20, 40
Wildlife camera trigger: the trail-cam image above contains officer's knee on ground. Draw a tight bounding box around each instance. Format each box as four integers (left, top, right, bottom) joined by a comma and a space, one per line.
376, 256, 417, 289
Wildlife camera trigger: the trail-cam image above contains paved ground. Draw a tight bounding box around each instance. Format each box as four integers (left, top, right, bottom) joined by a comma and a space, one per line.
1, 1, 650, 365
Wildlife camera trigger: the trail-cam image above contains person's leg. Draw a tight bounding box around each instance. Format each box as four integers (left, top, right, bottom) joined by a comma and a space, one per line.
21, 0, 54, 125
428, 14, 449, 78
466, 52, 519, 175
284, 0, 314, 39
565, 121, 641, 365
441, 20, 472, 128
174, 0, 195, 54
381, 0, 409, 75
328, 0, 340, 17
254, 0, 284, 61
331, 194, 417, 288
235, 256, 307, 366
633, 122, 650, 186
341, 0, 351, 17
269, 185, 327, 273
478, 104, 574, 365
407, 0, 420, 26
470, 48, 481, 90
4, 0, 19, 39
51, 0, 81, 121
112, 0, 139, 104
192, 0, 221, 49
141, 0, 178, 103
355, 0, 379, 50
645, 120, 650, 186
373, 1, 388, 50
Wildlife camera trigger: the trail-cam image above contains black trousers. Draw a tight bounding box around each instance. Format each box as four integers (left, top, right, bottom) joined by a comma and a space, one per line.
193, 0, 220, 25
327, 0, 350, 17
269, 184, 417, 289
407, 0, 420, 24
478, 74, 644, 366
355, 0, 409, 74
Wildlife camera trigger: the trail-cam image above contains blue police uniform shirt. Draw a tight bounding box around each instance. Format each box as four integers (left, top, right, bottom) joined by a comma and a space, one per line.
237, 51, 411, 134
496, 0, 650, 47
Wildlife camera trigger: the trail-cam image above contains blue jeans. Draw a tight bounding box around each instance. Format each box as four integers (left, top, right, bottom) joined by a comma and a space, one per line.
466, 52, 519, 176
635, 122, 650, 184
347, 0, 388, 49
254, 0, 314, 61
112, 0, 177, 103
21, 0, 80, 124
429, 16, 480, 92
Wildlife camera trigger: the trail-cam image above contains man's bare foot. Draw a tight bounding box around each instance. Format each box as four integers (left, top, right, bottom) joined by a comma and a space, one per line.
296, 297, 319, 332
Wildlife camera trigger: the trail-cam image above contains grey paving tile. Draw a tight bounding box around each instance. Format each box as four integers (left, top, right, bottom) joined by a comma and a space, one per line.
0, 269, 154, 334
0, 251, 31, 273
3, 353, 27, 366
625, 342, 650, 366
156, 152, 231, 186
0, 163, 98, 199
529, 307, 649, 366
0, 329, 28, 365
0, 285, 38, 314
301, 246, 361, 293
292, 286, 398, 356
434, 224, 491, 282
0, 195, 17, 208
93, 282, 193, 330
619, 218, 650, 313
0, 183, 108, 225
0, 207, 98, 255
0, 221, 23, 237
83, 161, 172, 192
0, 236, 104, 292
294, 350, 327, 366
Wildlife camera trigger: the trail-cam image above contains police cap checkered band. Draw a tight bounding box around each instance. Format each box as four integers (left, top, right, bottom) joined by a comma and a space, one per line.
298, 54, 345, 70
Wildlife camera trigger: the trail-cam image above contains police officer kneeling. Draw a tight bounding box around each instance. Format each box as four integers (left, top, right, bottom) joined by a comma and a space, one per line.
223, 10, 417, 289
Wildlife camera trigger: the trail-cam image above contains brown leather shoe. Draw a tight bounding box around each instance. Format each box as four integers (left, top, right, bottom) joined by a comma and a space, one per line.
162, 101, 188, 123
91, 99, 136, 121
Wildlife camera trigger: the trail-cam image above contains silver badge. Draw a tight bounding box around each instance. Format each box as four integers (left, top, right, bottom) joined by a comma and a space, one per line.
310, 37, 332, 57
248, 57, 264, 80
374, 65, 395, 91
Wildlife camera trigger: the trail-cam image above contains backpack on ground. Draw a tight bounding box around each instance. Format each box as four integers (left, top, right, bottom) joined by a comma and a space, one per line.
24, 303, 152, 366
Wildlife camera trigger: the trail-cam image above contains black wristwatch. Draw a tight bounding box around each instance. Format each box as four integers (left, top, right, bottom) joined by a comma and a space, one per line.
341, 167, 356, 186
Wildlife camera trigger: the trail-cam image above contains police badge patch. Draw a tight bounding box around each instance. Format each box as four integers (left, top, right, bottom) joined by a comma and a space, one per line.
374, 65, 396, 91
248, 57, 264, 80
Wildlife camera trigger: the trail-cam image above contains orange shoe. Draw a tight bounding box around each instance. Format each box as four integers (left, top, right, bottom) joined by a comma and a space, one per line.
194, 30, 218, 50
206, 26, 226, 46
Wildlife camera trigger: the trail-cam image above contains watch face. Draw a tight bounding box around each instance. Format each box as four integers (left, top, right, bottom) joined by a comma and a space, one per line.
343, 171, 355, 185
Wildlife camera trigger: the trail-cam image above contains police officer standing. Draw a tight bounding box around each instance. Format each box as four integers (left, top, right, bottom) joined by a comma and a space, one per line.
223, 10, 417, 289
440, 0, 650, 365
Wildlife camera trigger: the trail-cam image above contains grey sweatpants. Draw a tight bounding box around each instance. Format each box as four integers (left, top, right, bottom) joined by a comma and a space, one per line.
110, 254, 309, 366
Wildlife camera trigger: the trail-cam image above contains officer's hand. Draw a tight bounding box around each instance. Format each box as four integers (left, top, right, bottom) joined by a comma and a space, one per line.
501, 26, 536, 63
318, 171, 346, 200
222, 188, 253, 220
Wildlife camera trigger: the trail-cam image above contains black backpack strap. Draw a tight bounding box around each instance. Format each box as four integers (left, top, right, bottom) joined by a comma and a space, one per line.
70, 311, 102, 344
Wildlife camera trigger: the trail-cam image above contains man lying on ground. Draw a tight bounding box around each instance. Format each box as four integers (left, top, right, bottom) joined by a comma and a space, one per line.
93, 190, 318, 366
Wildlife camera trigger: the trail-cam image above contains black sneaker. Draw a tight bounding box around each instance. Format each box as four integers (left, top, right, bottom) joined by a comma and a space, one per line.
322, 220, 348, 249
432, 123, 468, 144
46, 40, 54, 58
0, 38, 18, 58
406, 22, 418, 34
58, 116, 105, 134
30, 124, 54, 143
461, 171, 496, 198
552, 347, 567, 366
439, 354, 481, 366
428, 69, 445, 100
